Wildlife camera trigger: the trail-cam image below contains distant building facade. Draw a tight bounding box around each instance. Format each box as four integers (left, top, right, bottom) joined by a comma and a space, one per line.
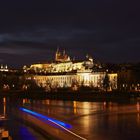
25, 71, 117, 91
0, 64, 8, 72
118, 66, 140, 92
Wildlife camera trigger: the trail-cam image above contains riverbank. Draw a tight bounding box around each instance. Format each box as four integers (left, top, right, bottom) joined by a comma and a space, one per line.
0, 90, 140, 102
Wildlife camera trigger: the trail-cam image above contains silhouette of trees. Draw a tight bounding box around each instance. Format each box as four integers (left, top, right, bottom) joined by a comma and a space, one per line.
103, 73, 110, 92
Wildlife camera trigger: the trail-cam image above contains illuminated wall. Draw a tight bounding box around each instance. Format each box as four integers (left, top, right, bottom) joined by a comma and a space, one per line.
29, 61, 89, 73
27, 72, 117, 91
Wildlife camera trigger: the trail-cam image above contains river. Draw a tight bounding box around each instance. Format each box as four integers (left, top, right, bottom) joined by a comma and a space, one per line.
1, 97, 140, 140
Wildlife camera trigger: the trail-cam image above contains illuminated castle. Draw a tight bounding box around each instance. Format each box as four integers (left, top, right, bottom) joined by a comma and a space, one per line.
23, 49, 118, 91
28, 49, 94, 73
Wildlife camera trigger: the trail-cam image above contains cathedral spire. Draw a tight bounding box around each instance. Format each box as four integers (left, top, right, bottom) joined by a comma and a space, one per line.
56, 46, 59, 53
63, 49, 65, 55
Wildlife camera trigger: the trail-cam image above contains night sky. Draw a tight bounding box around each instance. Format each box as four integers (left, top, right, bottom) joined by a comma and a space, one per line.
0, 0, 140, 67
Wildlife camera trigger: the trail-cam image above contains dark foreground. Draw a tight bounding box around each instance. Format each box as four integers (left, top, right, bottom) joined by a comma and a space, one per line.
0, 90, 140, 102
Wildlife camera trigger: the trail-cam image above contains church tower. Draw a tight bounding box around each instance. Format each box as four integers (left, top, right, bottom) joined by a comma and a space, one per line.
55, 47, 61, 61
55, 47, 71, 62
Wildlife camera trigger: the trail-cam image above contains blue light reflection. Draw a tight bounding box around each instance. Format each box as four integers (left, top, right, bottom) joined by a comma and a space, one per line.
19, 107, 72, 129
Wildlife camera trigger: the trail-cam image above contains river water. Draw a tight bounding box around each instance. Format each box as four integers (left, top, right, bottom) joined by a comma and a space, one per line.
1, 97, 140, 140
0, 97, 47, 140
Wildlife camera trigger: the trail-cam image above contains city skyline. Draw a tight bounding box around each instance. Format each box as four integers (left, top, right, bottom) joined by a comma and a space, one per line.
0, 0, 140, 67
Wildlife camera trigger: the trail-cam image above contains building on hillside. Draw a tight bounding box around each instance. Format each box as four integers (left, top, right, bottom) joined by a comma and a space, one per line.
23, 49, 117, 91
25, 49, 94, 74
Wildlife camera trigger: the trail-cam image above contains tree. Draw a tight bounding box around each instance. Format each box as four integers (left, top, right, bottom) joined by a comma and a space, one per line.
103, 73, 110, 92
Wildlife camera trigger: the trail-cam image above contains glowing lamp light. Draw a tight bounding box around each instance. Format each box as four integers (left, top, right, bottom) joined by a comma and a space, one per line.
19, 107, 72, 129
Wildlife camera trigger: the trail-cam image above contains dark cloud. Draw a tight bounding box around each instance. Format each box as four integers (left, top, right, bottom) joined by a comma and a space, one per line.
0, 0, 140, 67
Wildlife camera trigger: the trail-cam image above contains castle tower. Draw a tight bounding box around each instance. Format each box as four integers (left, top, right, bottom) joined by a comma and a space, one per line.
55, 48, 71, 62
55, 47, 61, 61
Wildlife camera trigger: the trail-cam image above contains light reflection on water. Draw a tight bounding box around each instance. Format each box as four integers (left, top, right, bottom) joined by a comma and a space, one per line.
21, 99, 140, 117
0, 97, 47, 140
21, 98, 140, 139
0, 97, 6, 119
73, 101, 77, 115
2, 97, 140, 140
